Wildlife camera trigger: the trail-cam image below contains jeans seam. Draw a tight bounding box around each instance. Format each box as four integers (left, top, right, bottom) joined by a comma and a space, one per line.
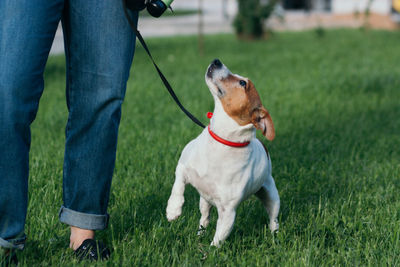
62, 10, 72, 206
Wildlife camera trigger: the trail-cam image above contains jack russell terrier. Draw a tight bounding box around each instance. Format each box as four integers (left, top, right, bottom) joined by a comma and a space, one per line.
166, 59, 280, 247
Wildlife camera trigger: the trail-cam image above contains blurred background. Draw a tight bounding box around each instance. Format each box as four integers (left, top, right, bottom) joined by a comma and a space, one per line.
50, 0, 400, 54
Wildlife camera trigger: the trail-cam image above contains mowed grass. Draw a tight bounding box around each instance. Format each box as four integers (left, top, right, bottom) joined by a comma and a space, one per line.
21, 29, 400, 266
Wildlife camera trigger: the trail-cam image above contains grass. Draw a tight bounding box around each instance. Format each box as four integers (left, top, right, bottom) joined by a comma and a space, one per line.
17, 29, 400, 266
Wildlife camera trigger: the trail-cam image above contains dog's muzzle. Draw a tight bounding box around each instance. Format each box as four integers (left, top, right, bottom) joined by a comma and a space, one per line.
207, 58, 223, 78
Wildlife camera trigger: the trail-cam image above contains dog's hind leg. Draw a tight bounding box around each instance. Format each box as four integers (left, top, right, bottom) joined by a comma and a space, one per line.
255, 176, 280, 232
166, 163, 187, 221
197, 196, 212, 235
211, 206, 236, 247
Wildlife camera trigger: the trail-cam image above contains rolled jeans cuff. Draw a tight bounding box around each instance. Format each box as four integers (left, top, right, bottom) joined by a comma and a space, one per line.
0, 236, 26, 250
59, 206, 109, 230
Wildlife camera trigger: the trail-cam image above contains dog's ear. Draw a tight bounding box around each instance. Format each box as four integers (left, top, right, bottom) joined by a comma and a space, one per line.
252, 107, 275, 141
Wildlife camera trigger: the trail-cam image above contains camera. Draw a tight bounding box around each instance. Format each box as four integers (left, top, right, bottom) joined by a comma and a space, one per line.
125, 0, 174, 17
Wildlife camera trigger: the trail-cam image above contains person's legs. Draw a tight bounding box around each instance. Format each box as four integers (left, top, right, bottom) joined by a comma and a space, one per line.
0, 0, 64, 250
58, 0, 138, 248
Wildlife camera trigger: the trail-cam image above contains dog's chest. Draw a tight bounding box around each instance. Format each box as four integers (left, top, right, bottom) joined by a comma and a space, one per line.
181, 132, 270, 204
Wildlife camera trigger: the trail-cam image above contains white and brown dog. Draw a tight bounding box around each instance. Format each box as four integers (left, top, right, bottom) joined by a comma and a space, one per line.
166, 59, 280, 247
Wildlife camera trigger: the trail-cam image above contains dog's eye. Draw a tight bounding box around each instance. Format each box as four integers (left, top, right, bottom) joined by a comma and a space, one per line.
239, 80, 247, 87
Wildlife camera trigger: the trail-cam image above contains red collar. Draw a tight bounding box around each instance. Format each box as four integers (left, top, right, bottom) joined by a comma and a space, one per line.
206, 112, 250, 148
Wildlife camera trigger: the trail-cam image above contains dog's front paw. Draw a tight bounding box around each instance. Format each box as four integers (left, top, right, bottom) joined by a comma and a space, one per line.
210, 240, 222, 248
166, 195, 184, 222
269, 219, 279, 233
166, 208, 181, 222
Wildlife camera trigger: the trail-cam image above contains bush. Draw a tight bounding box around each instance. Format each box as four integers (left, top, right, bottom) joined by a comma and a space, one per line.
233, 0, 279, 39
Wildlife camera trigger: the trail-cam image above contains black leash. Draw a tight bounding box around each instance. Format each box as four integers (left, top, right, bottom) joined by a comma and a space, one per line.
122, 1, 206, 128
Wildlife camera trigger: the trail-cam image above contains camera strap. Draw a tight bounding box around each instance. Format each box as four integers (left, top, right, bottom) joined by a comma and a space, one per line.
122, 1, 206, 129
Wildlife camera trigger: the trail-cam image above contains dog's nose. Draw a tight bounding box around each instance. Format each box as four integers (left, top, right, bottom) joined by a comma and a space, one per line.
212, 59, 222, 67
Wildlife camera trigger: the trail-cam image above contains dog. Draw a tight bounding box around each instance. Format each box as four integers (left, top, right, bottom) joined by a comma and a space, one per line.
166, 59, 280, 247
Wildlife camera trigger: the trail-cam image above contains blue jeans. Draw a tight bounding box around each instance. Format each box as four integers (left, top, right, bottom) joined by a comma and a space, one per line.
0, 0, 138, 249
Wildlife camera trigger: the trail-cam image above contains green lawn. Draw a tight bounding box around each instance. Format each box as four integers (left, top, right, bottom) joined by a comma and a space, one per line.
21, 29, 400, 266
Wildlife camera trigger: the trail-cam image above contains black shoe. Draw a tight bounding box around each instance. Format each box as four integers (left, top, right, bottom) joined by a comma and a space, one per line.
74, 239, 110, 261
0, 249, 18, 267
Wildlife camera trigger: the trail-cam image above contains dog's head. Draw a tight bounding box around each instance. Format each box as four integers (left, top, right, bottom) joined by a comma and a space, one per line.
205, 59, 275, 141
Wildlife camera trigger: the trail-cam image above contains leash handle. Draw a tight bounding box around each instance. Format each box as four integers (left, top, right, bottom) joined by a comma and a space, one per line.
122, 1, 206, 129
